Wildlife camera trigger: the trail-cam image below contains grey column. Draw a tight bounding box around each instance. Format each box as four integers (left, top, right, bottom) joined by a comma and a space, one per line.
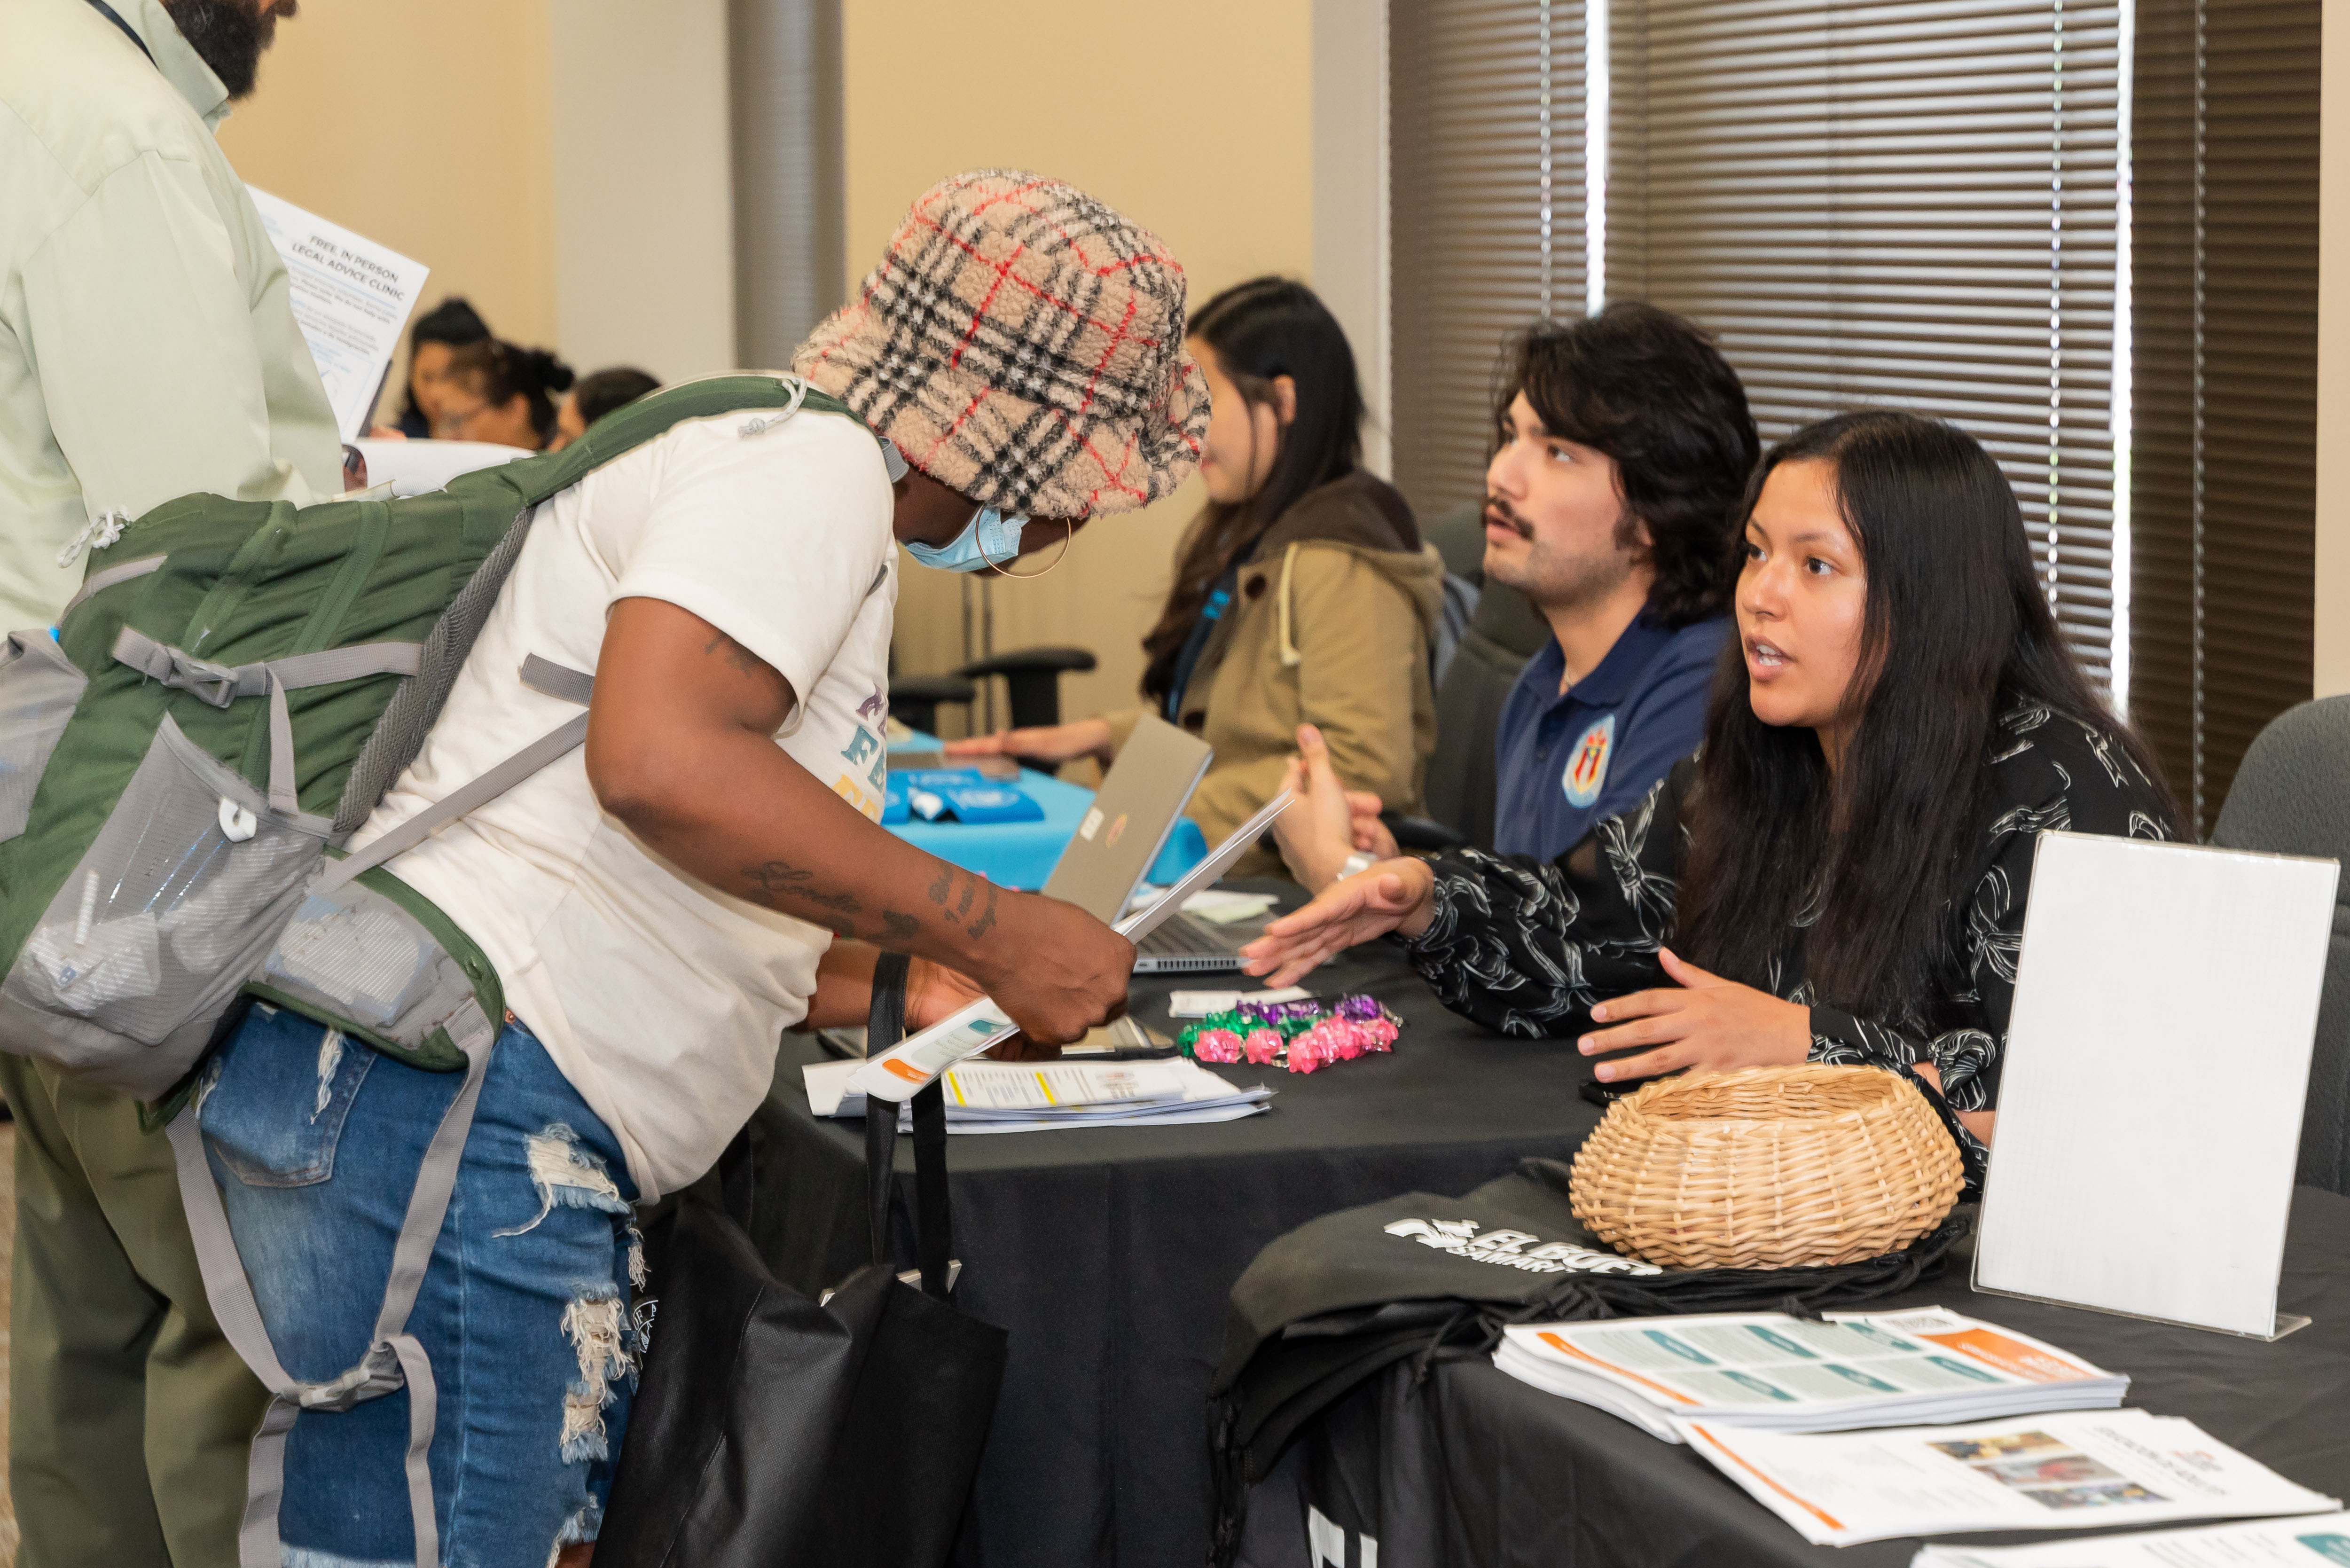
728, 0, 845, 367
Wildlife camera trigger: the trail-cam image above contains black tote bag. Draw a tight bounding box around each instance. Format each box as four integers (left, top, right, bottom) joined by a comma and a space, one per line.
597, 955, 1008, 1567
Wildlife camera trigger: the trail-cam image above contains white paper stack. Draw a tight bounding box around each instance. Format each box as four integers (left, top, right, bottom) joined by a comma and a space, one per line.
1167, 986, 1309, 1018
803, 1056, 1271, 1134
1911, 1511, 2350, 1566
1679, 1410, 2337, 1547
1494, 1308, 2127, 1442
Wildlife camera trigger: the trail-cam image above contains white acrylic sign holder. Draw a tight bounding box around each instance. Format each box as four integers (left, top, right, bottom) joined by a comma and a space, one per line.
1974, 831, 2338, 1341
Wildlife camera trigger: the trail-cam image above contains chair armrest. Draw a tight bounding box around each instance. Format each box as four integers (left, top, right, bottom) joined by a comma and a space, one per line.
956, 645, 1098, 680
888, 675, 977, 734
890, 674, 978, 706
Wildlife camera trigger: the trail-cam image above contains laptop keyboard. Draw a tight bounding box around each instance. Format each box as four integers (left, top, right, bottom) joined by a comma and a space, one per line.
1133, 913, 1247, 972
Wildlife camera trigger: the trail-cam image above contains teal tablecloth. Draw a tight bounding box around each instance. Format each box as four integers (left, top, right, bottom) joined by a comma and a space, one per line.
883, 732, 1206, 891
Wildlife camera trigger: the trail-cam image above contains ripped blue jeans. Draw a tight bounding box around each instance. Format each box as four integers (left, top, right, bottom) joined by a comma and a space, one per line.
200, 1004, 641, 1567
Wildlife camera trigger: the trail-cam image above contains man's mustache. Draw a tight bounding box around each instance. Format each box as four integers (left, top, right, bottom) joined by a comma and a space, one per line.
1483, 495, 1533, 539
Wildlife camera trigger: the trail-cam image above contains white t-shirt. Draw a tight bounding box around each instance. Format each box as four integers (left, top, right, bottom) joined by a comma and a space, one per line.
347, 408, 897, 1199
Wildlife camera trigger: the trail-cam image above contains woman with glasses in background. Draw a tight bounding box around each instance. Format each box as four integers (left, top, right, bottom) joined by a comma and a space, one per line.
433, 338, 575, 450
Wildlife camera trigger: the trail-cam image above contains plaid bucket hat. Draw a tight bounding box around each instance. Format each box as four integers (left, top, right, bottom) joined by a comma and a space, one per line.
793, 169, 1209, 518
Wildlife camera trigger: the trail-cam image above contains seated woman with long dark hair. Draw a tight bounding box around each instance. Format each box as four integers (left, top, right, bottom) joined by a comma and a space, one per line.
1243, 410, 2182, 1168
948, 277, 1441, 876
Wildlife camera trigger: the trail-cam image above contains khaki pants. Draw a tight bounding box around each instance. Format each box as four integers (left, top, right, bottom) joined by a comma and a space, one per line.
0, 1056, 264, 1568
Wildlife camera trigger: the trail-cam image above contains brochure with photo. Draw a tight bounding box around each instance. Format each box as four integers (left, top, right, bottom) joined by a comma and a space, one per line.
1678, 1409, 2336, 1547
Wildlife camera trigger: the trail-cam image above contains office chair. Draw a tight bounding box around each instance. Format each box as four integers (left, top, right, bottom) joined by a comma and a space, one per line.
1410, 501, 1551, 851
957, 646, 1097, 729
2211, 694, 2350, 1197
888, 674, 977, 736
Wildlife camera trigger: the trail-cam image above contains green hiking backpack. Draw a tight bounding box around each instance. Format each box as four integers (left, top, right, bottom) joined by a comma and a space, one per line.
0, 373, 893, 1568
0, 372, 877, 1097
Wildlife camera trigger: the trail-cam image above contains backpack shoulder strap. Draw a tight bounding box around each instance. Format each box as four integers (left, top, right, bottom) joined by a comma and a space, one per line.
453, 374, 876, 514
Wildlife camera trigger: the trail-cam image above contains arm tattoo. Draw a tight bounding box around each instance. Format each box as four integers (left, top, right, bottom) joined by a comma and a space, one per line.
741, 859, 862, 916
923, 865, 1000, 943
965, 883, 999, 942
880, 909, 920, 942
703, 630, 771, 680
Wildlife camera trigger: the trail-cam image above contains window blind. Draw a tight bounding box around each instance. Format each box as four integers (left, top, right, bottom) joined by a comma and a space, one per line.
1389, 0, 1588, 520
2128, 0, 2318, 832
1606, 0, 2125, 686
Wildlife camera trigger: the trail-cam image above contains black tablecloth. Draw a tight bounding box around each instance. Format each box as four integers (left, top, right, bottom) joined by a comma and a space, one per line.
1264, 1187, 2350, 1567
750, 928, 1610, 1568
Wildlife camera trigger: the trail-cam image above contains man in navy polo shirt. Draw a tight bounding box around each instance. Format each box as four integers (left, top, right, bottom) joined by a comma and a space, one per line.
1485, 306, 1759, 858
1275, 304, 1756, 885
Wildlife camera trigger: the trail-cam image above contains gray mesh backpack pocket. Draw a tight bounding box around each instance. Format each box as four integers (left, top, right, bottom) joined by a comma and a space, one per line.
0, 715, 329, 1092
252, 876, 494, 1072
0, 632, 88, 843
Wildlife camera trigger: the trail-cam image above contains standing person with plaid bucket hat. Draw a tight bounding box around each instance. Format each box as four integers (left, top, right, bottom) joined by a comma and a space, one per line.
185, 170, 1206, 1567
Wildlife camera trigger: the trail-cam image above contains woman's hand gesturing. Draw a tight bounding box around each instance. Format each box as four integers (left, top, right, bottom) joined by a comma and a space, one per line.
1579, 948, 1812, 1083
1270, 723, 1401, 889
1239, 858, 1437, 987
943, 717, 1114, 766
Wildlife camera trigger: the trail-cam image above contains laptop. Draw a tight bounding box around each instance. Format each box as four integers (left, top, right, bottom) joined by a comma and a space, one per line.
1038, 714, 1265, 974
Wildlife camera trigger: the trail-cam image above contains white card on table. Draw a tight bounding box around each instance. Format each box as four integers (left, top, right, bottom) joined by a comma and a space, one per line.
1975, 831, 2338, 1339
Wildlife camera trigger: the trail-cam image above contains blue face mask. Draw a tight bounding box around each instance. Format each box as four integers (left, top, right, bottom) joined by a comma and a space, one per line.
906, 506, 1028, 573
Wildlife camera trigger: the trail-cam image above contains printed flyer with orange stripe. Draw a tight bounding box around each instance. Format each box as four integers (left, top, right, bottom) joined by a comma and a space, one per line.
1495, 1307, 2127, 1441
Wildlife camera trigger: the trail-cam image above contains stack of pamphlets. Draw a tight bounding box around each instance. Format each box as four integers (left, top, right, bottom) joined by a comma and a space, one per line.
1912, 1511, 2350, 1566
1678, 1410, 2337, 1546
1495, 1309, 2127, 1441
803, 1056, 1271, 1133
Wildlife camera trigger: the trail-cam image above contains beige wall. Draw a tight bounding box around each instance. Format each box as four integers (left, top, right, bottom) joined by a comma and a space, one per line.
217, 0, 557, 427
2319, 0, 2350, 696
1314, 0, 1391, 478
217, 0, 739, 424
217, 0, 1328, 729
845, 0, 1316, 732
550, 0, 736, 383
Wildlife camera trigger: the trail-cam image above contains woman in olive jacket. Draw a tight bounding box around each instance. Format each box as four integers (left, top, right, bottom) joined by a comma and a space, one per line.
949, 277, 1442, 878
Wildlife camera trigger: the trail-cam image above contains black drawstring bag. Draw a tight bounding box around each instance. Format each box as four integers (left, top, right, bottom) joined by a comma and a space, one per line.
598, 955, 1007, 1567
1205, 1156, 1967, 1566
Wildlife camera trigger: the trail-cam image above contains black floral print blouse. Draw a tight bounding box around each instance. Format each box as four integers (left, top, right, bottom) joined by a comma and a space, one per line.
1399, 703, 2175, 1169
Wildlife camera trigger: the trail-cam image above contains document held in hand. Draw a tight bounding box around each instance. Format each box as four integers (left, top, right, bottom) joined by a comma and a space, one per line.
248, 188, 430, 439
847, 792, 1292, 1104
1681, 1409, 2337, 1547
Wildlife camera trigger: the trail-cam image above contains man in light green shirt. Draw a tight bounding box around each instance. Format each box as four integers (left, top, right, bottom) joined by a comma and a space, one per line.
0, 1, 337, 1563
0, 0, 338, 624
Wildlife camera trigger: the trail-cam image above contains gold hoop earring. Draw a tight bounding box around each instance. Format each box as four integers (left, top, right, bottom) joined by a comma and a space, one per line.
988, 519, 1075, 580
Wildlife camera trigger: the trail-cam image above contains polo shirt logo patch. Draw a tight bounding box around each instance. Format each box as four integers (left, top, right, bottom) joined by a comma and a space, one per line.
1561, 714, 1615, 807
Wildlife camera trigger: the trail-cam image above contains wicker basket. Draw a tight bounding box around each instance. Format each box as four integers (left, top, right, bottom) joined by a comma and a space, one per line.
1568, 1064, 1964, 1270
